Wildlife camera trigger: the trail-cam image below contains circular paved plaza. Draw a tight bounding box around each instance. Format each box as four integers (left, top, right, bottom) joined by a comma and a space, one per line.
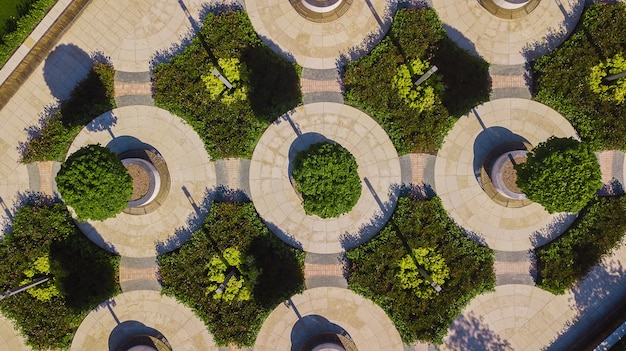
255, 287, 403, 350
70, 291, 218, 351
0, 315, 28, 351
66, 105, 216, 257
249, 102, 401, 253
435, 98, 579, 251
246, 0, 394, 68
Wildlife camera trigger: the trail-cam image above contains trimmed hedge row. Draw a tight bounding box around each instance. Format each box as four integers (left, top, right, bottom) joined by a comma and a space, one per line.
0, 201, 120, 349
343, 8, 490, 154
158, 202, 305, 347
346, 196, 495, 344
536, 195, 626, 294
153, 10, 301, 159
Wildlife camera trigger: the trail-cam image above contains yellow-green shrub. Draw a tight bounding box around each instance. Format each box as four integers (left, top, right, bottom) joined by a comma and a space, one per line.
392, 59, 443, 112
396, 247, 449, 299
202, 57, 249, 104
206, 247, 260, 302
589, 53, 626, 104
20, 256, 59, 302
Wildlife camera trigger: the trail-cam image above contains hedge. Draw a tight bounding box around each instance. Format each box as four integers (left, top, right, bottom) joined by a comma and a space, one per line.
153, 10, 301, 159
158, 202, 305, 347
343, 8, 490, 154
346, 196, 495, 343
0, 201, 120, 349
536, 195, 626, 295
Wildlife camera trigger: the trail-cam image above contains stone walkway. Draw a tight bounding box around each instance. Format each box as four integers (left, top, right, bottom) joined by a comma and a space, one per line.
246, 0, 395, 69
431, 0, 585, 65
0, 315, 29, 351
249, 102, 401, 253
254, 287, 403, 350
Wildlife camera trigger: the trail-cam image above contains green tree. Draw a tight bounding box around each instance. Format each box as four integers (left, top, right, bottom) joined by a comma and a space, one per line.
515, 136, 602, 213
56, 144, 133, 221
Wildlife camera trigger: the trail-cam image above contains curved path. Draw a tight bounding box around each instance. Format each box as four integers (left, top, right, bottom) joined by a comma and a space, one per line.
249, 102, 401, 253
70, 290, 218, 351
67, 105, 216, 257
431, 0, 585, 65
255, 287, 403, 350
245, 0, 395, 69
0, 314, 29, 351
435, 98, 579, 251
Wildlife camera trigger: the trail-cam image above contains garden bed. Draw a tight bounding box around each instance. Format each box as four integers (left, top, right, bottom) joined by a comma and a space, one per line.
152, 10, 302, 159
346, 196, 495, 344
158, 202, 305, 347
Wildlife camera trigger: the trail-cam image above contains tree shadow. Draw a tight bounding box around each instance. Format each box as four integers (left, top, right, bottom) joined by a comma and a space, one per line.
105, 134, 156, 156
87, 110, 118, 139
108, 320, 171, 351
445, 312, 513, 351
598, 178, 625, 197
287, 132, 332, 178
43, 44, 93, 102
290, 314, 353, 351
0, 191, 58, 235
529, 212, 578, 248
472, 124, 530, 182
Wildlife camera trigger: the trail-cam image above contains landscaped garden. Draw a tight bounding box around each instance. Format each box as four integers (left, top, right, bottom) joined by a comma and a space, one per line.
346, 196, 495, 344
152, 10, 302, 159
532, 2, 626, 151
158, 202, 305, 347
343, 8, 490, 154
0, 200, 120, 350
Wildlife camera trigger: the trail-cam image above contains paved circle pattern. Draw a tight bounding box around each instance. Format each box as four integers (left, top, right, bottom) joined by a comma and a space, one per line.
245, 0, 395, 69
70, 291, 218, 351
255, 287, 403, 350
431, 0, 585, 65
249, 102, 401, 254
435, 98, 579, 251
67, 105, 216, 258
0, 314, 29, 351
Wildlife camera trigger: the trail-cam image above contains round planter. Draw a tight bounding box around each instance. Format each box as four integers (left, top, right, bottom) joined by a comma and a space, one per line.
301, 0, 344, 13
490, 150, 527, 200
122, 158, 161, 207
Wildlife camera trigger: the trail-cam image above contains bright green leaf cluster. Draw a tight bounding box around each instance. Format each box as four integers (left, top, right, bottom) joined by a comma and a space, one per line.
56, 144, 133, 221
396, 247, 449, 299
292, 142, 361, 218
392, 59, 443, 112
202, 57, 249, 105
206, 247, 260, 302
514, 136, 602, 214
589, 53, 626, 104
20, 256, 59, 302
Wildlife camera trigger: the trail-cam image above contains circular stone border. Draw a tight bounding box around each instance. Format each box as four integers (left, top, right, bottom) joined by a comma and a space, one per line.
478, 0, 541, 19
254, 287, 403, 350
249, 102, 401, 254
66, 105, 216, 258
122, 158, 161, 207
490, 150, 527, 200
435, 98, 579, 251
289, 0, 353, 23
119, 149, 171, 216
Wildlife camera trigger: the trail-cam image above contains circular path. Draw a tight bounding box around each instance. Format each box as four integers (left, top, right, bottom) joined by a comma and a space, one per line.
70, 290, 218, 351
255, 287, 403, 350
245, 0, 395, 69
435, 98, 579, 251
67, 105, 216, 258
0, 314, 28, 351
249, 102, 401, 254
431, 0, 585, 64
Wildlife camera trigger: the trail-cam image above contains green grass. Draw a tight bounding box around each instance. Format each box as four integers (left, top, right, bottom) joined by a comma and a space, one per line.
0, 0, 22, 31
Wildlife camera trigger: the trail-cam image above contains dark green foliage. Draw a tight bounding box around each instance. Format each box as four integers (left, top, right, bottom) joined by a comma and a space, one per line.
23, 62, 116, 162
533, 3, 626, 150
55, 144, 133, 221
0, 202, 120, 349
152, 10, 301, 159
0, 0, 56, 68
292, 142, 361, 218
536, 196, 626, 294
514, 136, 602, 213
158, 202, 305, 347
346, 196, 495, 344
343, 8, 490, 154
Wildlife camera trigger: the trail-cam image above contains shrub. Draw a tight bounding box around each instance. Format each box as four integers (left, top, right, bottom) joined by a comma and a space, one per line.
0, 202, 120, 349
206, 247, 260, 302
153, 10, 301, 159
536, 196, 626, 294
22, 61, 116, 162
158, 202, 305, 347
589, 53, 626, 104
55, 144, 133, 221
533, 3, 626, 150
291, 142, 361, 218
514, 136, 602, 213
346, 196, 495, 343
343, 8, 490, 154
396, 247, 449, 299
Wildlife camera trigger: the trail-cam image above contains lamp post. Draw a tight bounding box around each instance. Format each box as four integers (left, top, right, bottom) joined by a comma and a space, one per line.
0, 276, 51, 301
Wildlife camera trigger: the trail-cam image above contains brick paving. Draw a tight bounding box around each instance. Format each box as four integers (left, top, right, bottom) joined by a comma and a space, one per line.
114, 81, 152, 97
119, 266, 158, 282
408, 153, 428, 185
495, 261, 531, 275
304, 263, 343, 277
491, 75, 527, 89
36, 161, 54, 196
301, 78, 342, 93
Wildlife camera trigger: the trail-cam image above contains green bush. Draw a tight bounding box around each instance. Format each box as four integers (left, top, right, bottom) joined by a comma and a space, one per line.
206, 247, 260, 302
589, 53, 626, 104
533, 3, 626, 150
346, 196, 495, 343
396, 247, 449, 299
343, 8, 490, 154
536, 196, 626, 294
153, 10, 301, 159
0, 202, 120, 349
291, 142, 361, 218
0, 0, 57, 68
514, 136, 602, 213
158, 202, 305, 347
56, 144, 133, 221
23, 61, 116, 162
